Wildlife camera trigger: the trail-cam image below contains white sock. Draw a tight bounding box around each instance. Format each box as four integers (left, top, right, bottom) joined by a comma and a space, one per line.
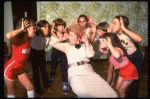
27, 90, 35, 98
7, 94, 15, 98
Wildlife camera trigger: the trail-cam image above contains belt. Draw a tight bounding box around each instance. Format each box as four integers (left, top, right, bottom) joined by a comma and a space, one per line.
69, 61, 90, 66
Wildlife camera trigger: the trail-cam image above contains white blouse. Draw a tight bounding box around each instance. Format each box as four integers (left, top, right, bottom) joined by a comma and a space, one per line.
117, 33, 137, 55
49, 36, 95, 65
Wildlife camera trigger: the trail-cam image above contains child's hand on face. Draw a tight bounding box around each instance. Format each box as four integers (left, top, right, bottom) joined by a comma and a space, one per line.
106, 37, 112, 46
21, 18, 30, 31
120, 17, 126, 30
74, 17, 78, 24
99, 38, 109, 54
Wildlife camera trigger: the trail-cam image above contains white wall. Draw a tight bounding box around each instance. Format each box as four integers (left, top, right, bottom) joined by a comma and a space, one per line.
4, 1, 13, 47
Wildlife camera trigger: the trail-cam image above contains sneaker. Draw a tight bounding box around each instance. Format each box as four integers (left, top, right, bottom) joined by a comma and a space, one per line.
63, 85, 69, 95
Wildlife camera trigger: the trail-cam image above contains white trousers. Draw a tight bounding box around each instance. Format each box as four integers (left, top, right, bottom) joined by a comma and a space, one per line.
68, 64, 118, 98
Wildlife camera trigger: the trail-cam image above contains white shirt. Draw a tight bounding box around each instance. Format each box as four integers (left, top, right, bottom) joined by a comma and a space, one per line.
49, 36, 95, 65
118, 33, 137, 55
30, 34, 50, 50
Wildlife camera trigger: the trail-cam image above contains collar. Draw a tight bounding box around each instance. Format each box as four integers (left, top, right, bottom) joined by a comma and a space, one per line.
75, 41, 84, 49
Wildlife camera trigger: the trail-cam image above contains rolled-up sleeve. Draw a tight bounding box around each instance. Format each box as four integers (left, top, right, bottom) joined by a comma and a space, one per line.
49, 36, 68, 53
86, 44, 95, 58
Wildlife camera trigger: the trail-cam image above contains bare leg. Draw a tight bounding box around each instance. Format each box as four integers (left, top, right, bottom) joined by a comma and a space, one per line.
107, 61, 115, 85
18, 73, 33, 91
111, 69, 116, 87
119, 80, 133, 98
115, 76, 123, 96
4, 77, 15, 95
18, 73, 34, 98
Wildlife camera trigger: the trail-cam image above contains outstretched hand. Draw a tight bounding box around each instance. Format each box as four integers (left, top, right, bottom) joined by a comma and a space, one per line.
106, 37, 112, 46
63, 21, 69, 33
88, 15, 93, 23
51, 22, 55, 32
74, 17, 78, 24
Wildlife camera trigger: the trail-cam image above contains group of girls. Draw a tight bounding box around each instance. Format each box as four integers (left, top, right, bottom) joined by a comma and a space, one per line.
4, 13, 143, 98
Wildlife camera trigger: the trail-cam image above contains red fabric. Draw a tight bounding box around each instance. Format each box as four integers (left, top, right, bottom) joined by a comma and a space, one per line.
11, 37, 31, 66
4, 59, 25, 80
4, 37, 31, 80
109, 47, 129, 69
119, 61, 139, 80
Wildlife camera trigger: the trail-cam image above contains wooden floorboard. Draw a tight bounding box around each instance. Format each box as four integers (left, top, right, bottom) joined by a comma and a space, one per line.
4, 60, 148, 98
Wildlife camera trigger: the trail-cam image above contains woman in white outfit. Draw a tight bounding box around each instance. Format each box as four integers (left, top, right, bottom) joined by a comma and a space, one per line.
49, 24, 118, 98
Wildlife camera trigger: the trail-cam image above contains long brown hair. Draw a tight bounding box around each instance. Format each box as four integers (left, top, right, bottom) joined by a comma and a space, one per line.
78, 14, 92, 28
114, 15, 139, 50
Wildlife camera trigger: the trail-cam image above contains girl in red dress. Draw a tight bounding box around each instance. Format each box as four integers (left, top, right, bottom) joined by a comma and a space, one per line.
4, 18, 36, 98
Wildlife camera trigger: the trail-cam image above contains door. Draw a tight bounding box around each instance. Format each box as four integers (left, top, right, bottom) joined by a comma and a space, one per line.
11, 1, 37, 29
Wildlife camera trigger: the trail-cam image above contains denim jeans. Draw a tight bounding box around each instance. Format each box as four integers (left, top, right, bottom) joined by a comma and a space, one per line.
50, 48, 68, 86
127, 50, 144, 98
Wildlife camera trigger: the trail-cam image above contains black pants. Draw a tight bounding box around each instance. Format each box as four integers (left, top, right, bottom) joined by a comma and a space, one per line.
30, 48, 49, 94
127, 50, 144, 98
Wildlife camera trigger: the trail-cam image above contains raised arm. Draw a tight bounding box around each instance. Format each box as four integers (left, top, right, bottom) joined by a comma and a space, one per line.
120, 17, 143, 43
79, 31, 95, 58
107, 37, 121, 59
73, 16, 78, 24
87, 15, 98, 44
49, 36, 68, 53
88, 15, 98, 26
6, 18, 30, 44
50, 22, 59, 38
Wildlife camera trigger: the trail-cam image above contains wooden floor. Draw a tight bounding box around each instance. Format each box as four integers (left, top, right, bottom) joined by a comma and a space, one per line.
4, 59, 148, 98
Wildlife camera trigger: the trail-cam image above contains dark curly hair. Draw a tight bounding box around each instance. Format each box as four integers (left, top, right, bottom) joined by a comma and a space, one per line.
101, 33, 127, 56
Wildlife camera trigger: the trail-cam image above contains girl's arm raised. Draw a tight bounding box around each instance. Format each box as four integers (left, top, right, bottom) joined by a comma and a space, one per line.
50, 22, 59, 38
49, 36, 68, 53
120, 17, 143, 43
6, 19, 30, 44
88, 15, 98, 26
107, 37, 121, 59
79, 32, 95, 58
